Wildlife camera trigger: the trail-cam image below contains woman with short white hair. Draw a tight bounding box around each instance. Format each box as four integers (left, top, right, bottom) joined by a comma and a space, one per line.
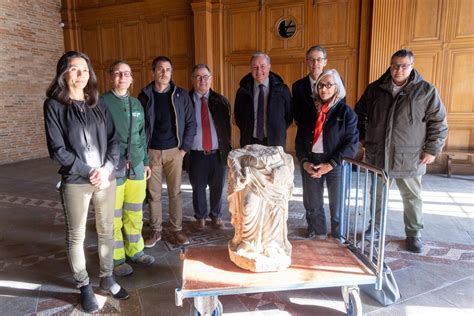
295, 69, 359, 239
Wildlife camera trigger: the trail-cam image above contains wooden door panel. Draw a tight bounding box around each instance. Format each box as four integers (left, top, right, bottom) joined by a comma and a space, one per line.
122, 20, 143, 62
451, 0, 474, 40
408, 0, 443, 42
267, 3, 304, 53
226, 8, 260, 54
168, 15, 192, 60
143, 17, 166, 60
100, 23, 121, 65
445, 49, 474, 113
79, 25, 100, 63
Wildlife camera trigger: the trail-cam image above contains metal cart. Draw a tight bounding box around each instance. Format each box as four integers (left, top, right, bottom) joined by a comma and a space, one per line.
175, 158, 390, 316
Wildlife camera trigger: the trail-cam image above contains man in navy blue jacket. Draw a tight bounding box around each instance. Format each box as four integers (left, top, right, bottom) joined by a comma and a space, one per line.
234, 52, 292, 149
138, 56, 196, 247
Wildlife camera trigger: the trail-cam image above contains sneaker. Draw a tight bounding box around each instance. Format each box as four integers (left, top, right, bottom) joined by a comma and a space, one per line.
211, 218, 224, 230
144, 231, 161, 248
406, 237, 423, 253
193, 219, 206, 231
171, 230, 190, 245
113, 262, 133, 277
79, 283, 99, 313
132, 254, 155, 266
99, 276, 129, 300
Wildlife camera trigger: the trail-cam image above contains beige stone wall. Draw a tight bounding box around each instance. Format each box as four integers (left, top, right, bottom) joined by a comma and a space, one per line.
0, 0, 64, 164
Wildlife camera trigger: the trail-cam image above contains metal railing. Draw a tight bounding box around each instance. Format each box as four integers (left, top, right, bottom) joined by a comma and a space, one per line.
339, 157, 390, 290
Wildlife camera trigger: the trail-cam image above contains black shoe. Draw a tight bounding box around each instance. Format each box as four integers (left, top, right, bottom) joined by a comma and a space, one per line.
364, 226, 380, 241
80, 283, 99, 313
406, 237, 423, 253
99, 276, 129, 300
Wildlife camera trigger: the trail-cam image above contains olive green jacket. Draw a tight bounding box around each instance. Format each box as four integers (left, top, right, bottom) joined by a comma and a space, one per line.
355, 68, 448, 178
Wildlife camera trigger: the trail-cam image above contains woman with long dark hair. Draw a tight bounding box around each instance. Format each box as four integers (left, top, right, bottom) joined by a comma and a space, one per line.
44, 51, 128, 313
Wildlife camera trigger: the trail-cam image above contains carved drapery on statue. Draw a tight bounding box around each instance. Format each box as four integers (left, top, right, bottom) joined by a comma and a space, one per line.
227, 144, 294, 272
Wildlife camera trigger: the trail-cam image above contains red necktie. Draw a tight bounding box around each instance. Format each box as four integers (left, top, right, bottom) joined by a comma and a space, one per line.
312, 102, 329, 145
201, 96, 212, 151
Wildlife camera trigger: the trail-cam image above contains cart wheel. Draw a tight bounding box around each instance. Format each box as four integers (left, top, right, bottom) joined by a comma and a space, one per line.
342, 286, 362, 316
192, 299, 223, 316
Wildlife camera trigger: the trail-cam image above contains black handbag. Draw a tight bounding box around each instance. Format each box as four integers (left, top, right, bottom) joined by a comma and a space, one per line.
115, 98, 133, 178
360, 263, 401, 306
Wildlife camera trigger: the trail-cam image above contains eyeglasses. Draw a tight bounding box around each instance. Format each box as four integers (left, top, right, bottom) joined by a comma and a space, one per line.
390, 63, 412, 70
112, 71, 132, 78
317, 82, 336, 90
251, 65, 268, 71
307, 57, 326, 63
192, 75, 211, 81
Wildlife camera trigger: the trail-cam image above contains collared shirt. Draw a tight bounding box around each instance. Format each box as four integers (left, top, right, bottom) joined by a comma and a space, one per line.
191, 91, 219, 151
309, 76, 317, 95
253, 78, 269, 138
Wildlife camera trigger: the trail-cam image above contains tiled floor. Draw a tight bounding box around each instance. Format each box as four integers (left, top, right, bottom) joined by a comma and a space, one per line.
0, 157, 472, 315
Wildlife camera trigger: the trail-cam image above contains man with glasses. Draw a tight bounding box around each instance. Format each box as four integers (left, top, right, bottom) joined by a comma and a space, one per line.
187, 64, 231, 231
355, 49, 448, 253
138, 56, 196, 247
292, 45, 328, 126
234, 52, 292, 149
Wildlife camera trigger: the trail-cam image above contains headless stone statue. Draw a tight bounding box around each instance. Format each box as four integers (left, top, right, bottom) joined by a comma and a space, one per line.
227, 144, 294, 272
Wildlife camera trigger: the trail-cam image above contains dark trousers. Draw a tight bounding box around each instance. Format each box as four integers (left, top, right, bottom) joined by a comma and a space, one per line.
302, 153, 341, 237
189, 150, 226, 220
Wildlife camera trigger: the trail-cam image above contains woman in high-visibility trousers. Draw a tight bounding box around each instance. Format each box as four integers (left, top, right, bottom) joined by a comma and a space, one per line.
102, 60, 155, 276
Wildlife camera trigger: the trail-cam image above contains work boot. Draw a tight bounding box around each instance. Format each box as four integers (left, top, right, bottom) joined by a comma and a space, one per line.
211, 218, 224, 230
171, 231, 190, 245
406, 237, 423, 253
79, 283, 99, 313
144, 231, 161, 248
193, 218, 206, 231
113, 262, 133, 277
99, 276, 129, 300
131, 254, 155, 266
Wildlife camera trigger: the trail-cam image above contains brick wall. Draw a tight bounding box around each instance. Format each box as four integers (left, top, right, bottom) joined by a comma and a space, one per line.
0, 0, 64, 165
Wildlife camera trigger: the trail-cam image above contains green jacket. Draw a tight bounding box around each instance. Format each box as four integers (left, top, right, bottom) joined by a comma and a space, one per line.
355, 68, 448, 178
102, 92, 149, 168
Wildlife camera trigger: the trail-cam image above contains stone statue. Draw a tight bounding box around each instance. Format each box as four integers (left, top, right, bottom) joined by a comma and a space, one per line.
227, 144, 294, 272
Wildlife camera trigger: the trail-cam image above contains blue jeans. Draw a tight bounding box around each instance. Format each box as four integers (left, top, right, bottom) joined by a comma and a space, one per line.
302, 156, 341, 237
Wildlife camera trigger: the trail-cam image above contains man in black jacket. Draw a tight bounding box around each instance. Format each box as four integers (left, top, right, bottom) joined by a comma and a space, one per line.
138, 56, 196, 247
292, 45, 328, 126
187, 64, 231, 231
234, 52, 292, 149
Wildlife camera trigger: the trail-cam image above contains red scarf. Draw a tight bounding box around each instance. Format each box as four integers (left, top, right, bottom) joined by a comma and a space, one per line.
312, 102, 330, 145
